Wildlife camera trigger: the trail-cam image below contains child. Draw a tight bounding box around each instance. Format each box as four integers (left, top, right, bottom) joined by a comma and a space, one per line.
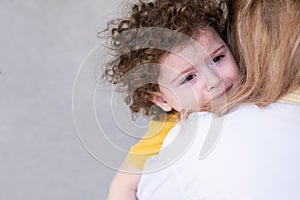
101, 0, 239, 199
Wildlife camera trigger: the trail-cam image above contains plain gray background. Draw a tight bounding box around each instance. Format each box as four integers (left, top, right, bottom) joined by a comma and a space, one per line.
0, 0, 147, 199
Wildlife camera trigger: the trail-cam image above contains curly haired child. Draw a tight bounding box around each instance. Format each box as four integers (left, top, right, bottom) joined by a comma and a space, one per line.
101, 0, 239, 199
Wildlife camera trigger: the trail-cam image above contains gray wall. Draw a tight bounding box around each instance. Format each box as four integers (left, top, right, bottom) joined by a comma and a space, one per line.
0, 0, 147, 199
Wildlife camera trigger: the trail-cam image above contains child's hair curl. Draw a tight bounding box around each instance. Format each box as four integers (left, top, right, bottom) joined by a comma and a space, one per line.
101, 0, 227, 118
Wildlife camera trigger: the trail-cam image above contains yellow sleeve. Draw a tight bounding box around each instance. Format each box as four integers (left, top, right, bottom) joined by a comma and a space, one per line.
126, 112, 177, 169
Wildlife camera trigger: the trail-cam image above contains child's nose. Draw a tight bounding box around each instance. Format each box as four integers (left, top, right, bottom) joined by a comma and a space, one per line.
203, 68, 222, 91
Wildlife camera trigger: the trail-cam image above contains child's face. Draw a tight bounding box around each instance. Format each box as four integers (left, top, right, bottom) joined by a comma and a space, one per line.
152, 28, 239, 113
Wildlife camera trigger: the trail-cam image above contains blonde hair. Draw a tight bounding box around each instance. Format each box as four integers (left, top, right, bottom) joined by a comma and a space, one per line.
224, 0, 300, 111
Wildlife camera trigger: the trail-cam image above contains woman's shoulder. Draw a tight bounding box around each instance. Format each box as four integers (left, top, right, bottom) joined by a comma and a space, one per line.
229, 102, 300, 116
223, 103, 300, 135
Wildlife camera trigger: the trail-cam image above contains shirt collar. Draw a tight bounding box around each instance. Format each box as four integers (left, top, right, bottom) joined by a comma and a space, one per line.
278, 87, 300, 105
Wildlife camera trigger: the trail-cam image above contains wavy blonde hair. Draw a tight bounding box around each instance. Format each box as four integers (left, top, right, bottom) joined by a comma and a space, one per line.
224, 0, 300, 111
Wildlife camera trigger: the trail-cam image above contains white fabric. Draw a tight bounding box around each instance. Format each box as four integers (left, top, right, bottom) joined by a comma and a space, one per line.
160, 123, 180, 149
137, 103, 300, 200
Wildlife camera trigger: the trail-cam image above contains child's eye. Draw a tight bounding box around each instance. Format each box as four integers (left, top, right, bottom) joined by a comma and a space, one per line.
210, 55, 225, 66
181, 74, 197, 84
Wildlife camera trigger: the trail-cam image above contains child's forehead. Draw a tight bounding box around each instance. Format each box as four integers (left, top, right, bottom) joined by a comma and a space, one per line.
161, 29, 224, 67
161, 52, 192, 68
194, 28, 224, 50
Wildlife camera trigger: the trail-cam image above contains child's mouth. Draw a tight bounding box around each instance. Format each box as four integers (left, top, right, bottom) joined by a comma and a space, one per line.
213, 84, 233, 99
224, 84, 233, 95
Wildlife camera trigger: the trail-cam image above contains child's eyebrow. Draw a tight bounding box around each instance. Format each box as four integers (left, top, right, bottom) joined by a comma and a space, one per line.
171, 65, 196, 84
209, 45, 225, 58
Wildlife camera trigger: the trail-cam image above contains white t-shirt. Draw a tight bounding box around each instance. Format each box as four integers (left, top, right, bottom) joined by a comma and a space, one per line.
137, 103, 300, 200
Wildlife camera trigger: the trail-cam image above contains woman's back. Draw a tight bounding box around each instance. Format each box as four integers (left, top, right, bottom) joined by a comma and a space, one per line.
138, 101, 300, 199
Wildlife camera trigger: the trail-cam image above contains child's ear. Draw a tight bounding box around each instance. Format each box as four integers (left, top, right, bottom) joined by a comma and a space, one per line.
149, 92, 172, 112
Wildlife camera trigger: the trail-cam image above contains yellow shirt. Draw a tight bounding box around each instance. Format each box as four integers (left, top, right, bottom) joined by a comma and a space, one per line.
126, 112, 178, 169
128, 87, 300, 169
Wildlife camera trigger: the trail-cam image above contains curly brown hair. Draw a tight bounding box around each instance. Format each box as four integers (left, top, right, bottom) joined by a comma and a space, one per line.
101, 0, 227, 119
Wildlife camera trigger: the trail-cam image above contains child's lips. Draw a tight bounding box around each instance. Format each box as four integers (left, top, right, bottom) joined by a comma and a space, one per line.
213, 84, 233, 99
224, 84, 233, 95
